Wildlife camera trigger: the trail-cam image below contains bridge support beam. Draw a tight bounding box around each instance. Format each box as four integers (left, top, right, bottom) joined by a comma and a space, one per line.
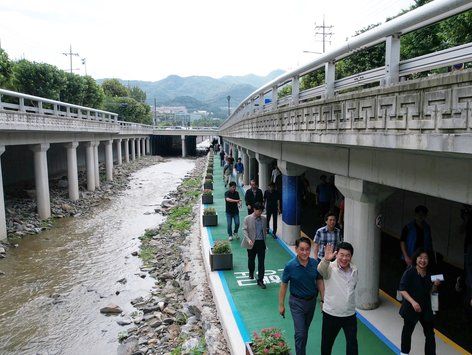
0, 146, 6, 240
136, 138, 141, 158
141, 138, 146, 157
131, 138, 136, 161
246, 150, 256, 181
181, 135, 187, 158
242, 150, 249, 186
278, 160, 305, 245
85, 142, 95, 192
93, 142, 100, 189
30, 143, 51, 219
116, 139, 122, 165
256, 153, 272, 191
146, 138, 150, 155
105, 140, 113, 182
65, 142, 79, 201
335, 175, 393, 310
124, 139, 130, 163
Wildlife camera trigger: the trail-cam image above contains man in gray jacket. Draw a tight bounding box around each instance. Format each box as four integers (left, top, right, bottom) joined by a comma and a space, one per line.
241, 202, 268, 289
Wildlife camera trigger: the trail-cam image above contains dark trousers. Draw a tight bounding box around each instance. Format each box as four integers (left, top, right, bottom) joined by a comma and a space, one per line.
266, 210, 278, 235
321, 312, 358, 355
247, 240, 265, 281
289, 295, 316, 355
401, 317, 436, 355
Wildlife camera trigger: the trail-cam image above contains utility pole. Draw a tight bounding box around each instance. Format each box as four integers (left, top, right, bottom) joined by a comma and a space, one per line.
314, 15, 334, 53
227, 95, 231, 117
154, 98, 157, 125
62, 44, 80, 74
81, 58, 87, 76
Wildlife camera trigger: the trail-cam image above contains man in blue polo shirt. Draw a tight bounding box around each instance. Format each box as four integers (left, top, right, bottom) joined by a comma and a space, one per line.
279, 237, 322, 355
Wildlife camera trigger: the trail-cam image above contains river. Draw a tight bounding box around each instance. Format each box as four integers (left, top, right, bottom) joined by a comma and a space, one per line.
0, 158, 195, 355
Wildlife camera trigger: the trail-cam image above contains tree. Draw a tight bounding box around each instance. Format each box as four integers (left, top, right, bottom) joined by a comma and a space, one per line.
11, 59, 66, 100
60, 72, 86, 104
0, 48, 13, 88
83, 76, 105, 108
101, 78, 129, 97
102, 96, 152, 124
129, 86, 146, 103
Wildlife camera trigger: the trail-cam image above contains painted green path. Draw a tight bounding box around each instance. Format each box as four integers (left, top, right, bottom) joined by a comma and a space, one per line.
207, 159, 394, 354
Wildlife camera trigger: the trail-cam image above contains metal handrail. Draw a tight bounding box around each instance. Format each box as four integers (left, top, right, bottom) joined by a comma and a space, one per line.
221, 0, 472, 130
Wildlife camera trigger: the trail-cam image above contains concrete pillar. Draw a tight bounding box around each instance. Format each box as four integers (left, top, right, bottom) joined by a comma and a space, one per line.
105, 140, 113, 182
255, 153, 272, 191
278, 160, 305, 245
116, 139, 122, 165
85, 142, 95, 192
93, 141, 100, 188
246, 150, 256, 181
385, 34, 401, 86
136, 138, 141, 158
146, 138, 151, 155
65, 142, 79, 201
181, 135, 187, 158
131, 138, 136, 161
291, 75, 300, 106
325, 61, 336, 99
141, 138, 146, 156
30, 143, 51, 219
0, 146, 7, 240
234, 146, 239, 161
335, 175, 393, 310
242, 150, 249, 186
124, 139, 130, 163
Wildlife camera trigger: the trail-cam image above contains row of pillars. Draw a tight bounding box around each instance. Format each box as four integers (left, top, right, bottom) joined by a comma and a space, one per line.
0, 137, 151, 241
223, 140, 392, 310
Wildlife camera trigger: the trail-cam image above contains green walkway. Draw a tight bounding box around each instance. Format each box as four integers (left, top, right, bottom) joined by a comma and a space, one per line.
207, 159, 395, 354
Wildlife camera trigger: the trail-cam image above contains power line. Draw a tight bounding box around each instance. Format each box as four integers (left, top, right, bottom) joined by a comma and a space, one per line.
314, 15, 334, 53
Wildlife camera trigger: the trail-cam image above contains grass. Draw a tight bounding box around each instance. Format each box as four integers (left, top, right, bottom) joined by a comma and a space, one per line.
140, 245, 157, 263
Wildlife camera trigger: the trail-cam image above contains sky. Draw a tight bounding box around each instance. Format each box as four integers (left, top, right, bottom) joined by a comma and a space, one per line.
0, 0, 415, 81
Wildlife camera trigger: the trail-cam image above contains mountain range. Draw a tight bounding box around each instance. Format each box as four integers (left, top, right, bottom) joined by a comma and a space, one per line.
98, 69, 284, 117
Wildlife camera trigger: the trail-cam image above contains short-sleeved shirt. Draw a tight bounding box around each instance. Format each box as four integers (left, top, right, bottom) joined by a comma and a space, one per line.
282, 257, 319, 298
399, 266, 433, 321
225, 190, 240, 214
235, 162, 244, 173
314, 226, 341, 259
264, 190, 280, 212
401, 223, 425, 251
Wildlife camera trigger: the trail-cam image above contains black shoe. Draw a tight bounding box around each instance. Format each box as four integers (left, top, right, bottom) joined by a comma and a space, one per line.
257, 280, 266, 289
249, 273, 254, 279
272, 233, 278, 239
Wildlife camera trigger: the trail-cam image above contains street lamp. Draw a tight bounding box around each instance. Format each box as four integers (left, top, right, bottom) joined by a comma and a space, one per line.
227, 95, 231, 117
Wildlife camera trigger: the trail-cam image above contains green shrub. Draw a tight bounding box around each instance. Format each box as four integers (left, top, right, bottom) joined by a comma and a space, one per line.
203, 207, 216, 215
212, 240, 231, 254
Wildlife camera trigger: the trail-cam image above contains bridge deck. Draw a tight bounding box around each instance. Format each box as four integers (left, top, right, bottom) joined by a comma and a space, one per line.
204, 160, 398, 354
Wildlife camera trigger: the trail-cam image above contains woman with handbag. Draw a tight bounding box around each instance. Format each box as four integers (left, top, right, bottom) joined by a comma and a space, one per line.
398, 248, 441, 355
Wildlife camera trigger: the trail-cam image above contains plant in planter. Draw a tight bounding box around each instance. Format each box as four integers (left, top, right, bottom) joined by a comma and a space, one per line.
202, 189, 213, 204
246, 327, 290, 355
203, 178, 213, 190
202, 207, 218, 226
205, 173, 213, 179
209, 240, 232, 271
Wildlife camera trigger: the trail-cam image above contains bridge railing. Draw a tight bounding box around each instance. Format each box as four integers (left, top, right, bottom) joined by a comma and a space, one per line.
0, 88, 118, 122
220, 0, 472, 131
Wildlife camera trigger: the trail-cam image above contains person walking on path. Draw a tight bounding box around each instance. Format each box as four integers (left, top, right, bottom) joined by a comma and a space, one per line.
279, 237, 323, 355
400, 205, 434, 266
264, 182, 281, 238
314, 213, 342, 261
241, 202, 268, 288
219, 149, 225, 167
398, 248, 441, 355
223, 157, 234, 187
317, 242, 358, 355
225, 181, 241, 241
245, 179, 263, 215
235, 157, 244, 187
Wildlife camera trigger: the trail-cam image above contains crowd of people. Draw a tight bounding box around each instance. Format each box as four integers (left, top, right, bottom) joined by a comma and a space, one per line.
213, 145, 472, 355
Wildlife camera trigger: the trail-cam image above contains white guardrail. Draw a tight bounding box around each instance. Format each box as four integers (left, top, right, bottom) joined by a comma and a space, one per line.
220, 0, 472, 130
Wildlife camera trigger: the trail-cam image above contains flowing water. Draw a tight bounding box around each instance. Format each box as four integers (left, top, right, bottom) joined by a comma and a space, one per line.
0, 158, 195, 355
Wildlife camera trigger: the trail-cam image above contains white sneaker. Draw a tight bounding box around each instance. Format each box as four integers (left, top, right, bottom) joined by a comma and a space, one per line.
233, 232, 239, 240
228, 236, 233, 241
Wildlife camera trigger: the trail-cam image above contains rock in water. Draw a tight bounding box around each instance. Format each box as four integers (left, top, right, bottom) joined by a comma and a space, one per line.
100, 303, 123, 314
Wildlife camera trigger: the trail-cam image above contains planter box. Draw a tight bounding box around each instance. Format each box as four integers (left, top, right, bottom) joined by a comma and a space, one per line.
202, 195, 213, 204
202, 214, 218, 227
205, 174, 213, 180
203, 182, 213, 190
210, 249, 233, 271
